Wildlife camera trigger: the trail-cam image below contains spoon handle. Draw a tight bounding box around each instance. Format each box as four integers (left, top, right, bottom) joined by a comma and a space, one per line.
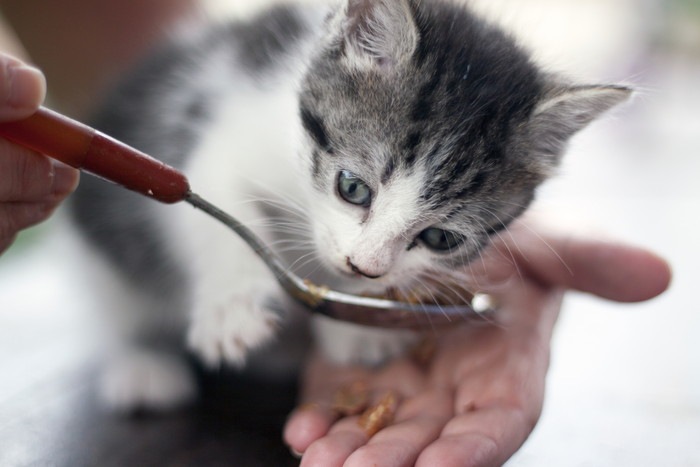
0, 106, 497, 328
0, 106, 319, 304
0, 106, 190, 204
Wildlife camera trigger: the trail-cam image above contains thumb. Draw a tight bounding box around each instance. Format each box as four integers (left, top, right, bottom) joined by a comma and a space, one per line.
524, 235, 672, 303
488, 220, 672, 303
0, 53, 46, 121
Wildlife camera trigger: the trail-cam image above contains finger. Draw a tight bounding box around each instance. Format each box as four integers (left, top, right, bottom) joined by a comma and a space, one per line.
560, 239, 671, 303
520, 235, 670, 303
300, 417, 369, 467
301, 390, 401, 467
300, 386, 446, 467
285, 403, 339, 455
285, 356, 427, 454
344, 389, 453, 467
0, 144, 79, 202
416, 406, 530, 467
285, 355, 369, 453
0, 201, 55, 245
489, 221, 671, 302
0, 53, 46, 121
0, 198, 64, 254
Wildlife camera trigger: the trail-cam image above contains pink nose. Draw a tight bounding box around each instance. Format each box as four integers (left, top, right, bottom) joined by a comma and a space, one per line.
346, 257, 383, 279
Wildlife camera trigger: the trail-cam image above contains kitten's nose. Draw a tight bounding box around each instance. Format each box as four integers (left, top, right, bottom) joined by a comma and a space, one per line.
346, 257, 383, 279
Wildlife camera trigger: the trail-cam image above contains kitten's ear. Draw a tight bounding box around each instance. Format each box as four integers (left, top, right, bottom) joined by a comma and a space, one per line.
336, 0, 418, 69
529, 84, 633, 159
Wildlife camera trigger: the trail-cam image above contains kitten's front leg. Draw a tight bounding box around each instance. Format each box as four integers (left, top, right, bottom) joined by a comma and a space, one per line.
174, 202, 283, 368
187, 269, 282, 367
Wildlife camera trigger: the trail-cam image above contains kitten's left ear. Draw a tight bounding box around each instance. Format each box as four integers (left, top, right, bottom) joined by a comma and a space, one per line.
529, 84, 633, 159
335, 0, 419, 70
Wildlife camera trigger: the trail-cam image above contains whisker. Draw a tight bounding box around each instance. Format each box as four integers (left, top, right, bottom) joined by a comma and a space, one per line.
285, 249, 322, 274
396, 280, 438, 332
517, 219, 573, 276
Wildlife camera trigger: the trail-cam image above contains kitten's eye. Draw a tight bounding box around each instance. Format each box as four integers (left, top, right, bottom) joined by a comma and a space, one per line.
418, 228, 465, 252
337, 170, 372, 207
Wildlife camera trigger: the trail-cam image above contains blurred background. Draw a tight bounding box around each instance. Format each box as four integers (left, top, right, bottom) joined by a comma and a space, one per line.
0, 0, 698, 465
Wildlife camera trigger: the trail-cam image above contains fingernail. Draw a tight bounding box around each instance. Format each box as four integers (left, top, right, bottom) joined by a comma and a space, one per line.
4, 61, 46, 112
290, 447, 303, 459
51, 163, 80, 196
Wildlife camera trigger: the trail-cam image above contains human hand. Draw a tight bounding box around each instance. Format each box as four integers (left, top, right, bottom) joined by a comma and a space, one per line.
284, 219, 671, 467
0, 53, 79, 254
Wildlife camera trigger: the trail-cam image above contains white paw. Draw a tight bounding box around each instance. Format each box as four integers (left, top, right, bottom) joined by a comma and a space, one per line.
100, 351, 196, 412
187, 292, 280, 368
313, 316, 419, 366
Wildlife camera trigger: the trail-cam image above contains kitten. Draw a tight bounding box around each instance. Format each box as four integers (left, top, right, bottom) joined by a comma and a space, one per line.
70, 0, 630, 410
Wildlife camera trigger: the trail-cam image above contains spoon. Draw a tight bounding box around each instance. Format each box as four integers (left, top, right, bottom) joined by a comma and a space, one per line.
0, 106, 497, 329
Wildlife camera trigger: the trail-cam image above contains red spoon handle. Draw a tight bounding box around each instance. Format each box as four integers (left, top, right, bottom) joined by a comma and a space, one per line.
0, 106, 190, 204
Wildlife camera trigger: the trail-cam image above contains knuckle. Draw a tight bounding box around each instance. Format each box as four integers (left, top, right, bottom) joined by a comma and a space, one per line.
17, 153, 53, 199
344, 446, 384, 467
0, 202, 48, 241
300, 440, 340, 467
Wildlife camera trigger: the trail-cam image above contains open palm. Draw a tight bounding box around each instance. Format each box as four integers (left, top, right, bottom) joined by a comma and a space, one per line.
284, 220, 671, 467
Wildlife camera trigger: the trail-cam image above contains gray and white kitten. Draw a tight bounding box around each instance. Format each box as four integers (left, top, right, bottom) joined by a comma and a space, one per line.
70, 0, 630, 411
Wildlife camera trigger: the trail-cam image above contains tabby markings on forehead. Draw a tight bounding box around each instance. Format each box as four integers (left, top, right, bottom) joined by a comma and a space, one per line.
380, 131, 424, 186
311, 149, 322, 178
380, 157, 396, 185
421, 163, 486, 203
403, 131, 422, 152
400, 131, 422, 169
421, 178, 452, 203
454, 171, 487, 200
300, 106, 333, 153
411, 67, 444, 123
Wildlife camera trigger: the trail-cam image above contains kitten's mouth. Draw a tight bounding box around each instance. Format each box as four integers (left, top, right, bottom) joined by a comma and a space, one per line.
335, 266, 378, 281
329, 264, 392, 292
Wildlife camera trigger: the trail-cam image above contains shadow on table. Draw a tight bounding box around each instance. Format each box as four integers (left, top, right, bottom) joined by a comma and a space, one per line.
0, 360, 301, 467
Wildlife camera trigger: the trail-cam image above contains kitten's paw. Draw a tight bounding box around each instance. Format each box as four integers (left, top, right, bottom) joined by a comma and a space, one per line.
313, 317, 419, 366
100, 351, 196, 412
187, 293, 281, 367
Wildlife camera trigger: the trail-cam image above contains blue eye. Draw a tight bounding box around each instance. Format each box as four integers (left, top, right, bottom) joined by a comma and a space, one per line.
418, 228, 465, 252
338, 170, 372, 207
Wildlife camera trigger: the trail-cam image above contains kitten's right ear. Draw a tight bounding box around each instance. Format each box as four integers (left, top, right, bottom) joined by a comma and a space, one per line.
529, 84, 633, 160
332, 0, 419, 70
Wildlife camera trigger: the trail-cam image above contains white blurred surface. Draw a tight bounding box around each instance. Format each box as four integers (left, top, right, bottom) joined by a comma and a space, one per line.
507, 54, 700, 466
1, 1, 699, 465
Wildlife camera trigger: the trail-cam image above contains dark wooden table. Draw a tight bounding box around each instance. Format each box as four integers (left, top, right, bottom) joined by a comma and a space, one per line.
0, 355, 301, 467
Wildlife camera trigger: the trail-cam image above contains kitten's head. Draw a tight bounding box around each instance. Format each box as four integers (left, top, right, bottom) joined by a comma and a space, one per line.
297, 0, 630, 291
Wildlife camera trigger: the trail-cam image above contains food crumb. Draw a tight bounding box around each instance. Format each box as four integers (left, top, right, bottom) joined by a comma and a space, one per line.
302, 279, 330, 306
358, 391, 398, 437
332, 381, 369, 416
